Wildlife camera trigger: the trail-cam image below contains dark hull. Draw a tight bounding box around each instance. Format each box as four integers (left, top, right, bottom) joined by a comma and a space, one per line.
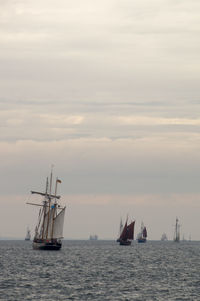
119, 240, 132, 246
33, 240, 62, 250
137, 238, 146, 243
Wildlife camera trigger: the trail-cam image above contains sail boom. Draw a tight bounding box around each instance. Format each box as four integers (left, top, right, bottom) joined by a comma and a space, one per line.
27, 202, 65, 210
26, 202, 44, 207
31, 191, 60, 199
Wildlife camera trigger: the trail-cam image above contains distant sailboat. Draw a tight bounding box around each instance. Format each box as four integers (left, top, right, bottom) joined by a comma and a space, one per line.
89, 235, 98, 240
174, 217, 180, 242
117, 218, 135, 246
137, 222, 147, 243
161, 233, 168, 241
25, 227, 31, 241
27, 170, 66, 250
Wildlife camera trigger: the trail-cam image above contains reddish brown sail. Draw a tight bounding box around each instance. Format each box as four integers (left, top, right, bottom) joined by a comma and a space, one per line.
118, 220, 135, 245
119, 221, 128, 241
143, 227, 147, 238
127, 221, 135, 240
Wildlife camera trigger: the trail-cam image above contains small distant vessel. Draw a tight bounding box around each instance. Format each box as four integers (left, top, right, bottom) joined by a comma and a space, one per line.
25, 227, 31, 241
117, 217, 135, 246
27, 170, 66, 250
161, 233, 168, 241
182, 234, 186, 241
137, 222, 147, 243
174, 217, 180, 242
89, 235, 98, 240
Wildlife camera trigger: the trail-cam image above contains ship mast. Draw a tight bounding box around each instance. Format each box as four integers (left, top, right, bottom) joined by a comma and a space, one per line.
46, 168, 53, 239
41, 177, 48, 239
51, 178, 61, 239
174, 217, 180, 242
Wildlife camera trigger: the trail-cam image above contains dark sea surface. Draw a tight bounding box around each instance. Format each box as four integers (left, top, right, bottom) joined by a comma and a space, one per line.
0, 240, 200, 301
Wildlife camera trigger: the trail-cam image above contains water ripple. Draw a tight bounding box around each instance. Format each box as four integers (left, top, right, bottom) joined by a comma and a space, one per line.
0, 240, 200, 300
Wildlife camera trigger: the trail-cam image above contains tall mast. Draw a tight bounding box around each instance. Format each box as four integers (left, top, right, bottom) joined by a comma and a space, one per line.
49, 166, 53, 196
46, 168, 53, 239
51, 178, 62, 239
42, 177, 48, 239
45, 176, 48, 195
119, 217, 123, 237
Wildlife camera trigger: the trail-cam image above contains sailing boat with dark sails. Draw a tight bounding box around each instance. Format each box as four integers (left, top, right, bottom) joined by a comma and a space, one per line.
117, 218, 135, 246
137, 222, 147, 243
27, 170, 66, 250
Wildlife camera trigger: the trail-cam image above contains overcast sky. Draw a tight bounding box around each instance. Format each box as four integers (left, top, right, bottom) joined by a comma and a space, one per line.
1, 0, 200, 240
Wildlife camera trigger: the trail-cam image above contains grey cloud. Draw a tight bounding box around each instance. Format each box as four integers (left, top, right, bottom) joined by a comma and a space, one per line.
0, 0, 200, 239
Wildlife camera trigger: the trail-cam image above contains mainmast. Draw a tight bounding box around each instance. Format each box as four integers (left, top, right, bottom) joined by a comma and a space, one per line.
42, 177, 48, 239
46, 168, 53, 239
51, 178, 62, 239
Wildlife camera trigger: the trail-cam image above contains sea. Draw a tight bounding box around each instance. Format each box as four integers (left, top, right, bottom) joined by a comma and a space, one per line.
0, 240, 200, 301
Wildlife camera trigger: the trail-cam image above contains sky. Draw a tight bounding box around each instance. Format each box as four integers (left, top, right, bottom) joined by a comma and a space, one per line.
0, 0, 200, 240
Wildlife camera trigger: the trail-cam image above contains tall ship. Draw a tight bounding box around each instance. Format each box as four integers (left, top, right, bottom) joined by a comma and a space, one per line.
27, 170, 66, 250
174, 217, 180, 242
117, 217, 135, 246
137, 222, 147, 243
25, 227, 31, 241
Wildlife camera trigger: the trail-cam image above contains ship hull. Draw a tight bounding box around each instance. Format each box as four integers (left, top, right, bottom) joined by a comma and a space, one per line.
137, 238, 146, 243
119, 240, 132, 246
32, 240, 62, 250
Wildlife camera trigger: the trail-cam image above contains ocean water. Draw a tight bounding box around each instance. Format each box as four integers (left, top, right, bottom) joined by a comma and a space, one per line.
0, 240, 200, 301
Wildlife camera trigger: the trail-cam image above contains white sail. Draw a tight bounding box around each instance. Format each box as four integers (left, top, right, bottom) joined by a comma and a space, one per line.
42, 208, 54, 239
53, 207, 65, 239
46, 208, 54, 239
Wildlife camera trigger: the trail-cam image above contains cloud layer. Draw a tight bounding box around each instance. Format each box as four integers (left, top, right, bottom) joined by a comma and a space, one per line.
0, 0, 200, 239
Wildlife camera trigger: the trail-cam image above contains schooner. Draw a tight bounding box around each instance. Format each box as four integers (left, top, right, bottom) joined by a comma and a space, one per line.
27, 170, 66, 250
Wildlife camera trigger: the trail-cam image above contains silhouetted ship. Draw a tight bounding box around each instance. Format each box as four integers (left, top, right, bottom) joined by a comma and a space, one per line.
25, 227, 31, 241
89, 235, 98, 240
27, 170, 66, 250
117, 218, 135, 246
137, 222, 147, 243
174, 217, 180, 242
